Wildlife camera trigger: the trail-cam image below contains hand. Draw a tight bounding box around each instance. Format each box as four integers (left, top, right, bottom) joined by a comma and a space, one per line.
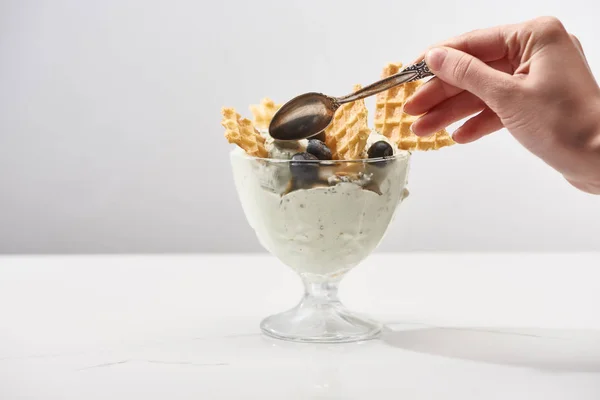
404, 17, 600, 194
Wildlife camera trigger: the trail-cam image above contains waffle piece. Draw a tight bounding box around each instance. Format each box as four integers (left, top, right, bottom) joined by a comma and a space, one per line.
250, 98, 281, 130
221, 107, 268, 158
324, 85, 370, 160
374, 63, 454, 150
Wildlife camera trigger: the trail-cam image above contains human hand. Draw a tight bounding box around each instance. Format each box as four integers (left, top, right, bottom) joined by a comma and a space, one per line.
404, 17, 600, 194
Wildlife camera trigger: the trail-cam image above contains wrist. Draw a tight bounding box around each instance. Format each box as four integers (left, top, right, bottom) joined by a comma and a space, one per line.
563, 96, 600, 194
586, 119, 600, 193
566, 177, 600, 195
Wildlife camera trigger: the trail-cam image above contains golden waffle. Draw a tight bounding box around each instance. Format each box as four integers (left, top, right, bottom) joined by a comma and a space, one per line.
221, 107, 268, 158
324, 85, 370, 160
250, 98, 281, 130
374, 63, 454, 150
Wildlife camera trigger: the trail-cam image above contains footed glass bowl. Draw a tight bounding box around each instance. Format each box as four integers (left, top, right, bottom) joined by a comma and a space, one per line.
230, 149, 410, 343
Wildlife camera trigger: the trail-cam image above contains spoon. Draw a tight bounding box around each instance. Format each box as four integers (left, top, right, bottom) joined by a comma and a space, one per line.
269, 60, 434, 141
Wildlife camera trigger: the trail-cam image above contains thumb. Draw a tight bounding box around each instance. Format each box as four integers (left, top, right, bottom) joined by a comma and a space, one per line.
425, 47, 515, 107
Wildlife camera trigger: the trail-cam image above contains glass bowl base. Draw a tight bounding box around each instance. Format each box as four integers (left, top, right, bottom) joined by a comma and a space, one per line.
260, 301, 382, 343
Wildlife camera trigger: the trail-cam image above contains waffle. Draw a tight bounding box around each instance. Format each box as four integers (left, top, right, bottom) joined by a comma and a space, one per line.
374, 63, 454, 150
221, 107, 268, 158
250, 98, 281, 130
324, 85, 370, 160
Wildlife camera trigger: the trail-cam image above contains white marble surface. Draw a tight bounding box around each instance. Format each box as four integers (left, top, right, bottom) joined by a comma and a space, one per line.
1, 254, 599, 399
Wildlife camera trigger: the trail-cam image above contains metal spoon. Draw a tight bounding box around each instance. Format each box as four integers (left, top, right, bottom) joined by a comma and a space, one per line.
269, 60, 434, 141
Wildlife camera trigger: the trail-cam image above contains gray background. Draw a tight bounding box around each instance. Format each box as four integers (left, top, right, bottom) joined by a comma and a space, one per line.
1, 0, 598, 253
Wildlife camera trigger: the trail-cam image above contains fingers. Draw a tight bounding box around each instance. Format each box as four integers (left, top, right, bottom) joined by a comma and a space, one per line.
410, 17, 570, 68
411, 91, 485, 136
423, 47, 517, 110
404, 58, 513, 116
404, 78, 462, 116
451, 108, 504, 143
410, 25, 510, 65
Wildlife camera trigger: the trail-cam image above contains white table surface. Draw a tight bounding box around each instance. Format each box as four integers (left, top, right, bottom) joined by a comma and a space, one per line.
1, 254, 599, 399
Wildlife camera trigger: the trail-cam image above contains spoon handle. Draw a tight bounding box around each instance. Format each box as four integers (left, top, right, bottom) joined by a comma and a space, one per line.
336, 61, 434, 105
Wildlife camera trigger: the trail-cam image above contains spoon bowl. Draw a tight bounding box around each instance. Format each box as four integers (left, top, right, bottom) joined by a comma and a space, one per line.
269, 93, 338, 141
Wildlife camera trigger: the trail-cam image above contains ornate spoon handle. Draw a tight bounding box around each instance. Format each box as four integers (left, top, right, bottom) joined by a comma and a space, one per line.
336, 61, 434, 105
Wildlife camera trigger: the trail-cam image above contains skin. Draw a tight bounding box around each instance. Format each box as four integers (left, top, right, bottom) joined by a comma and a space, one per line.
404, 17, 600, 194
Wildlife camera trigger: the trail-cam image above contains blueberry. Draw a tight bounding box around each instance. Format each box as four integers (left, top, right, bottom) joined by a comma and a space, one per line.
367, 141, 394, 159
312, 131, 327, 142
306, 139, 332, 160
290, 152, 319, 182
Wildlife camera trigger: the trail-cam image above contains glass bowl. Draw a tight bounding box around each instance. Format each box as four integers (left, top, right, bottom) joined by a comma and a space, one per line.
230, 149, 410, 343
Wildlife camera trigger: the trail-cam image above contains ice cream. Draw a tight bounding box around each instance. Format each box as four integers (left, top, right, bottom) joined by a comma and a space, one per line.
230, 146, 409, 277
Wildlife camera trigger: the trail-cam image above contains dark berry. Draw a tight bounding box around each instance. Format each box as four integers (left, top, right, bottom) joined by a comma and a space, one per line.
290, 152, 319, 182
306, 139, 332, 160
312, 131, 327, 142
368, 141, 394, 159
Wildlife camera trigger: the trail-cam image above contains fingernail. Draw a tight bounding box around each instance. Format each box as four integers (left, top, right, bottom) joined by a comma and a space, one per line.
451, 128, 461, 143
410, 120, 426, 136
425, 48, 447, 71
404, 97, 414, 112
409, 121, 419, 134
